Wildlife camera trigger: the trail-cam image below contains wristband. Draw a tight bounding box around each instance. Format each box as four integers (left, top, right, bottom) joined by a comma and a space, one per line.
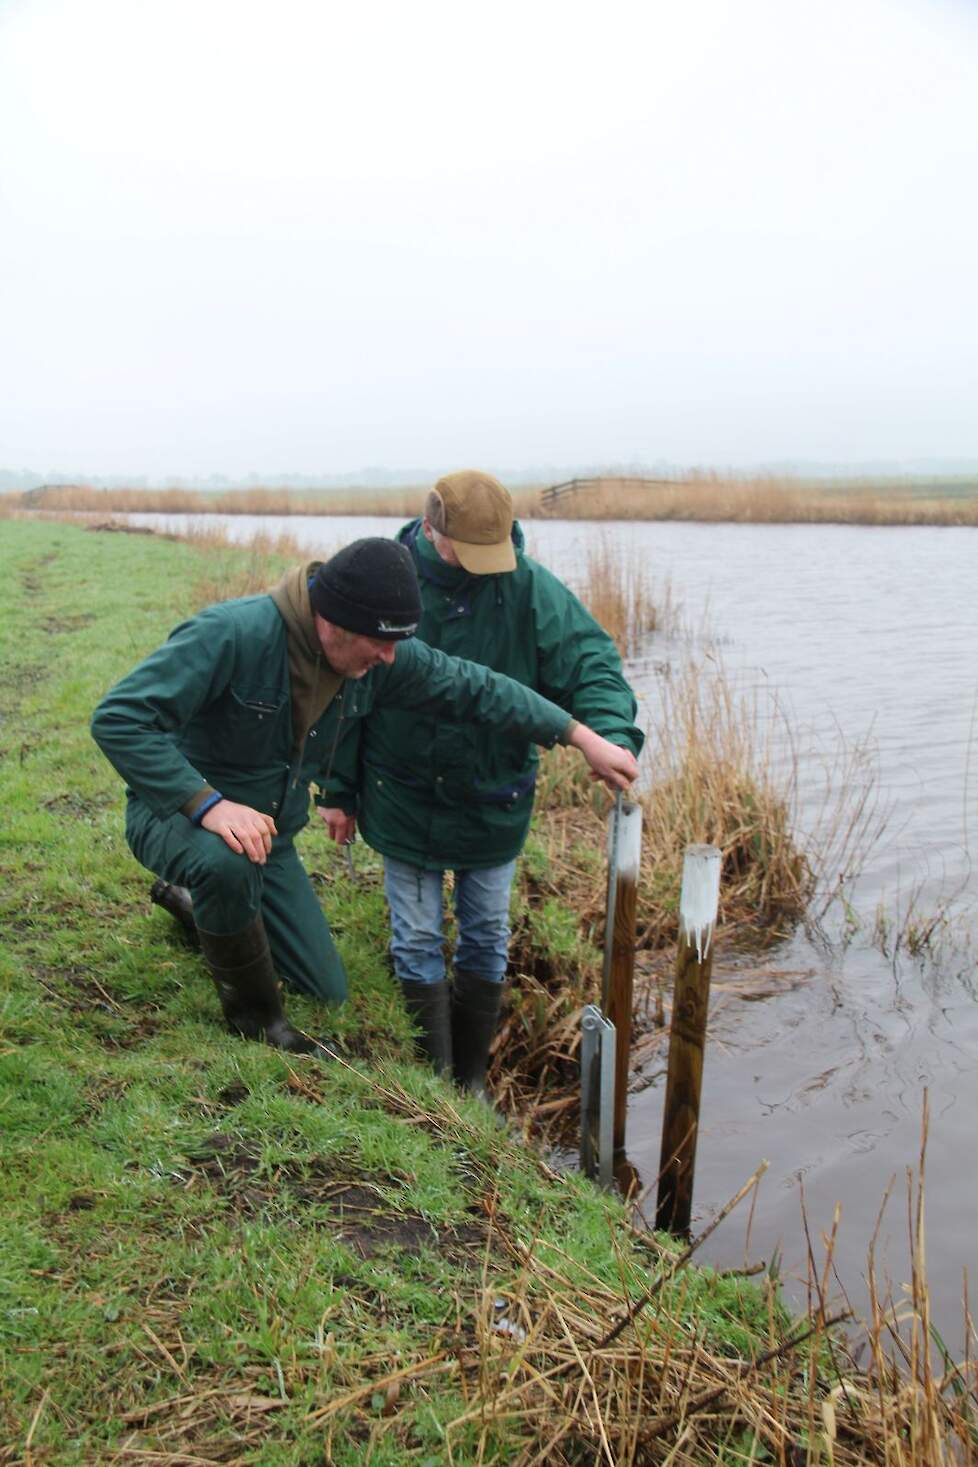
191, 792, 224, 825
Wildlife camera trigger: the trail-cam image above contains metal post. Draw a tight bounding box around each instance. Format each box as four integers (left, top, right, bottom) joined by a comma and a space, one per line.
580, 1005, 616, 1188
655, 844, 722, 1236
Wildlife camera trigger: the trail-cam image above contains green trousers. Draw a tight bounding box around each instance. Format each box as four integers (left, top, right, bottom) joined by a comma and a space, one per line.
125, 795, 347, 1003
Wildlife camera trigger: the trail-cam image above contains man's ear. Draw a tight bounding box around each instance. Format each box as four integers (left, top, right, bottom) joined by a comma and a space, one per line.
421, 517, 436, 543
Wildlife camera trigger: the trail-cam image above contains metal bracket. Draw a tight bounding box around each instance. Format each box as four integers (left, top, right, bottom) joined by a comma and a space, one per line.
580, 1004, 616, 1189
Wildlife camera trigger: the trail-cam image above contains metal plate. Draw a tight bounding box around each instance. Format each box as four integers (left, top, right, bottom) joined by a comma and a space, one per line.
580, 1004, 616, 1190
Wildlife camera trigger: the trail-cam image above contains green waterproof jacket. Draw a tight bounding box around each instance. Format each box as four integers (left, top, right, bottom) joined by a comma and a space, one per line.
91, 590, 576, 840
322, 519, 644, 870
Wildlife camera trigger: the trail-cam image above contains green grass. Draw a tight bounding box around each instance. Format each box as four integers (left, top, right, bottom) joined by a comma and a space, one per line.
0, 521, 827, 1463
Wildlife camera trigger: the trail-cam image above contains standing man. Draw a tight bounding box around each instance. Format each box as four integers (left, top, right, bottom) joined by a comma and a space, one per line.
319, 475, 643, 1095
91, 537, 636, 1056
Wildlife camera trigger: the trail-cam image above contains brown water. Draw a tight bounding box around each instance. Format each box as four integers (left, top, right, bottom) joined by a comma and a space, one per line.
126, 511, 978, 1347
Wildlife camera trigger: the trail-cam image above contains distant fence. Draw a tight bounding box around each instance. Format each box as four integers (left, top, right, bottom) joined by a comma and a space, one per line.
539, 476, 678, 508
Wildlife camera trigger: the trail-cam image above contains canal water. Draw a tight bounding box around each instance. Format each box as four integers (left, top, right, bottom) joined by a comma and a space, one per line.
124, 511, 978, 1349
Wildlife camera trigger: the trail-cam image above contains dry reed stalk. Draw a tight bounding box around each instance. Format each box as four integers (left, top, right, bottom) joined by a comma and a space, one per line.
572, 535, 671, 657
525, 659, 818, 953
536, 474, 978, 527
507, 651, 888, 1132
11, 473, 978, 524
184, 523, 336, 609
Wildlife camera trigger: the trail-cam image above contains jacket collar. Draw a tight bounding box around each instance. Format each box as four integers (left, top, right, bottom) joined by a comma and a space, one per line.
400, 517, 524, 590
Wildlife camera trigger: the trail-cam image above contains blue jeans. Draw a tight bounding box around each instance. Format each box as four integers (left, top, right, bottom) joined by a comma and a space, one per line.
383, 858, 517, 985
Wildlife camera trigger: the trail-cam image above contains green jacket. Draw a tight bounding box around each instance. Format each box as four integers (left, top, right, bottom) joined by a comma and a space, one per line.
91, 587, 575, 840
324, 519, 644, 869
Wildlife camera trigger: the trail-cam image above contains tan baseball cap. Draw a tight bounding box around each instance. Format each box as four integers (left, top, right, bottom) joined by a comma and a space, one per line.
425, 469, 516, 574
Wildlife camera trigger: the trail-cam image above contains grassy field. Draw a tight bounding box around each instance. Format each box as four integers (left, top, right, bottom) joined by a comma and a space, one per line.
0, 521, 967, 1463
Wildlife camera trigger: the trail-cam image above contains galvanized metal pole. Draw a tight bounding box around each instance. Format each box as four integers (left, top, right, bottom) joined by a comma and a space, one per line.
580, 1005, 616, 1189
656, 844, 721, 1237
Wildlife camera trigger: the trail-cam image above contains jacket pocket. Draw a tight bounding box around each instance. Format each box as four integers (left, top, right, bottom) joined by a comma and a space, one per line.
219, 686, 289, 764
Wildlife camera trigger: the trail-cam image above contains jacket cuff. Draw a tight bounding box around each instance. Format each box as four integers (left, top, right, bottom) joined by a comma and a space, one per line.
558, 718, 580, 747
315, 790, 358, 816
181, 784, 220, 821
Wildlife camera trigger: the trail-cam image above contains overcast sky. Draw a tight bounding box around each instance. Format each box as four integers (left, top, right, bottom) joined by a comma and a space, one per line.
1, 0, 977, 481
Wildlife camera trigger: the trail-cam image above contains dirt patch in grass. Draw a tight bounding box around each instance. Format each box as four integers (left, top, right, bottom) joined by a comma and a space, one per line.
29, 962, 166, 1048
38, 789, 113, 817
30, 961, 129, 1016
182, 1136, 488, 1260
38, 611, 96, 635
18, 549, 60, 598
94, 1013, 165, 1050
0, 663, 51, 736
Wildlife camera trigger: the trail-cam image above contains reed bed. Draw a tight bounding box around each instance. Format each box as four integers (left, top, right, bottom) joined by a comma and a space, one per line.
6, 471, 978, 524
497, 542, 886, 1131
574, 536, 677, 657
2, 482, 432, 517
182, 522, 336, 607
498, 659, 851, 1128
537, 474, 978, 526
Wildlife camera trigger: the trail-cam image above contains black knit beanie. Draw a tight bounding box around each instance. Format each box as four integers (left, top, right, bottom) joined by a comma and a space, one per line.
309, 538, 421, 640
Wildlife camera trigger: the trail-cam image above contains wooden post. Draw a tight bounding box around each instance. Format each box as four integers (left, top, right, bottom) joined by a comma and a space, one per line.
602, 798, 642, 1164
655, 844, 721, 1236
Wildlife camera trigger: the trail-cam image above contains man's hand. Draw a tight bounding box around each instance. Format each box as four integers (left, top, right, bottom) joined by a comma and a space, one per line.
318, 806, 357, 845
568, 725, 639, 792
200, 800, 277, 863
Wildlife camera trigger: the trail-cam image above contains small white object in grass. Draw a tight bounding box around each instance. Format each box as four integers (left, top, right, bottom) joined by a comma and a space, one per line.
679, 844, 721, 962
492, 1298, 527, 1344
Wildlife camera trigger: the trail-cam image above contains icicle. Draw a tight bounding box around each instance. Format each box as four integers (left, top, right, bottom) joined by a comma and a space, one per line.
679, 845, 721, 962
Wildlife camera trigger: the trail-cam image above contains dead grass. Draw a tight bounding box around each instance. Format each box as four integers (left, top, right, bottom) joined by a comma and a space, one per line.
4, 482, 431, 516
502, 657, 887, 1134
444, 1097, 978, 1465
539, 473, 978, 526
202, 1067, 978, 1466
561, 543, 856, 948
8, 471, 978, 524
575, 535, 676, 657
182, 523, 323, 608
88, 1078, 977, 1466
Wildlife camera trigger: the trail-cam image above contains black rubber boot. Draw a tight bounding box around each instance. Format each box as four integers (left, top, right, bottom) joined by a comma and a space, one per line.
399, 978, 453, 1075
452, 970, 504, 1099
197, 915, 332, 1056
150, 878, 198, 942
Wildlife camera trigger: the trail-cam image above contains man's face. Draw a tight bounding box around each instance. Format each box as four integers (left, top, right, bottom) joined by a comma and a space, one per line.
422, 517, 463, 568
315, 617, 398, 677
